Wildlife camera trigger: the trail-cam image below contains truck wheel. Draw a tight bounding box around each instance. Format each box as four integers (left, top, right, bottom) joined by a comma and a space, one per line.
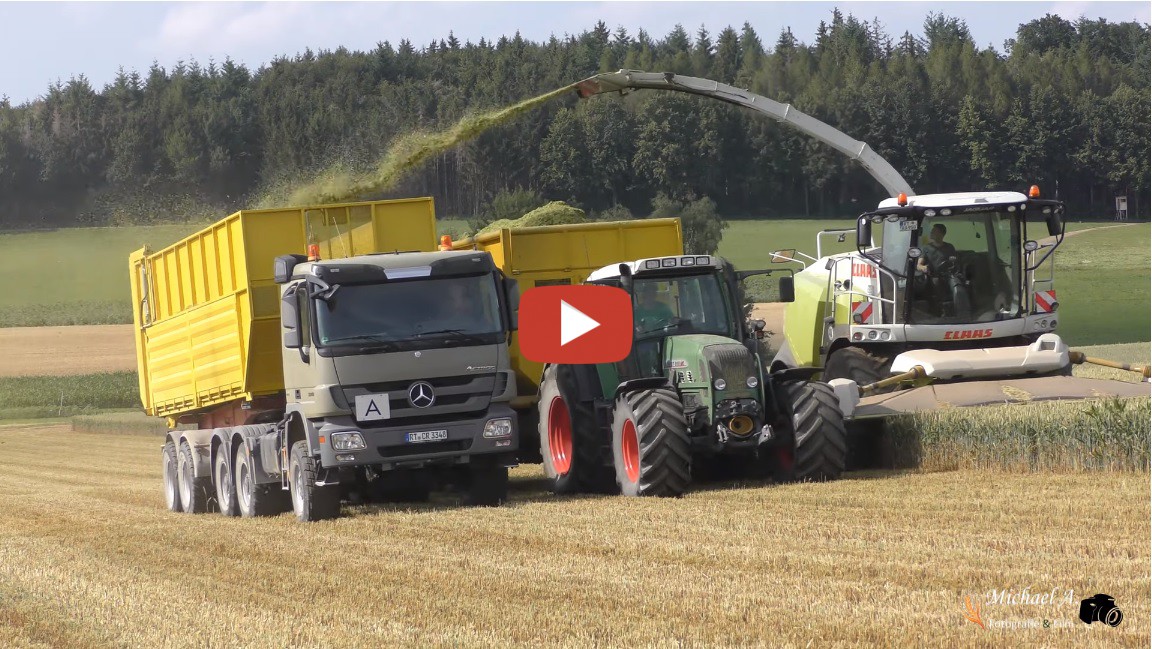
162, 440, 183, 513
464, 459, 509, 507
289, 441, 340, 522
214, 446, 239, 517
774, 381, 847, 482
234, 443, 283, 518
610, 388, 691, 497
537, 365, 613, 494
177, 440, 216, 513
823, 346, 891, 393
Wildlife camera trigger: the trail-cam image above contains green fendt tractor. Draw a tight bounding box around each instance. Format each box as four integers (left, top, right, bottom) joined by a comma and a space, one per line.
536, 254, 847, 497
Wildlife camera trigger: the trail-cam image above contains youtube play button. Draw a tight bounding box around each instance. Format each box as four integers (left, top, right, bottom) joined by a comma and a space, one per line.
520, 286, 633, 364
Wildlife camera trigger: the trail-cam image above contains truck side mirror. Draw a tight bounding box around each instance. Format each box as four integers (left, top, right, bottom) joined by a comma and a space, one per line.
281, 291, 302, 349
503, 277, 520, 331
857, 218, 872, 249
1045, 212, 1062, 237
778, 276, 795, 303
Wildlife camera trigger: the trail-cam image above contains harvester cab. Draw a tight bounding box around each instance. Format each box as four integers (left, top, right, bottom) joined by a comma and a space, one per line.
537, 254, 848, 498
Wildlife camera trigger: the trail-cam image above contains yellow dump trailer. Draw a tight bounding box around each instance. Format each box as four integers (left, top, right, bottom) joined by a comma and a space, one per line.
130, 198, 437, 423
453, 218, 683, 400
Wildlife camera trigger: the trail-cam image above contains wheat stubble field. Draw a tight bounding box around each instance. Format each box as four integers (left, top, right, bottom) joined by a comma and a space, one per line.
0, 425, 1147, 648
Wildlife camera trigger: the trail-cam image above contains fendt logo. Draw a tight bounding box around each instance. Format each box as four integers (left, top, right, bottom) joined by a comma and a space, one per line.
944, 329, 994, 340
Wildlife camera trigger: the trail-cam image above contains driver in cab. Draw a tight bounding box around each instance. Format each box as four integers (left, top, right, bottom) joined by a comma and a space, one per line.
916, 223, 957, 275
634, 282, 674, 333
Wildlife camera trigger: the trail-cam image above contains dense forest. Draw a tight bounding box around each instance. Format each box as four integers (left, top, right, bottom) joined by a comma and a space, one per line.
0, 10, 1148, 229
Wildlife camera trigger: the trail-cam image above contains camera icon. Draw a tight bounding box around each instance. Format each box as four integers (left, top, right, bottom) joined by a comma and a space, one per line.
1079, 594, 1123, 627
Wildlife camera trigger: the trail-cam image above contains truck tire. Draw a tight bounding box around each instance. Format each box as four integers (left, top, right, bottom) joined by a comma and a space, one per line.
464, 458, 509, 507
177, 440, 216, 514
162, 440, 183, 513
214, 444, 239, 517
823, 346, 891, 393
289, 441, 340, 522
234, 442, 283, 518
538, 364, 613, 494
610, 388, 691, 497
774, 381, 847, 482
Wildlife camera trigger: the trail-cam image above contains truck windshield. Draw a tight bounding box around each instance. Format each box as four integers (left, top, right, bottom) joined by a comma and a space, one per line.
633, 273, 734, 339
315, 274, 503, 347
908, 212, 1021, 325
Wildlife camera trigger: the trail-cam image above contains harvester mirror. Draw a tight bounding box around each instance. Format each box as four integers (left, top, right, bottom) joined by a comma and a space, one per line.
751, 319, 767, 339
770, 249, 796, 263
857, 217, 872, 248
503, 277, 520, 331
778, 276, 795, 303
1024, 240, 1039, 252
281, 291, 302, 349
618, 262, 634, 294
1045, 212, 1062, 237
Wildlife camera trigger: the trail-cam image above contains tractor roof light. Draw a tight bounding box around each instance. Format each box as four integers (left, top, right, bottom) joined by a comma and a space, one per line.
897, 192, 908, 206
940, 208, 952, 216
680, 257, 695, 266
695, 256, 710, 265
438, 235, 453, 251
661, 258, 676, 268
644, 260, 660, 270
1029, 185, 1041, 198
923, 209, 936, 217
1007, 205, 1016, 212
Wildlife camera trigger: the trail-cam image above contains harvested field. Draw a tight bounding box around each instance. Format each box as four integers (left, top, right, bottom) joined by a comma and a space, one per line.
0, 325, 136, 377
0, 424, 1147, 647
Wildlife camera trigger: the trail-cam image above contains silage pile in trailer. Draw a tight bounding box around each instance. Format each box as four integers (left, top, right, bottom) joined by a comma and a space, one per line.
883, 397, 1150, 472
475, 201, 587, 235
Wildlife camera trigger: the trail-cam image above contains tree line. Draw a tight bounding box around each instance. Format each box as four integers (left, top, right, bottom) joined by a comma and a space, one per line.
0, 10, 1147, 229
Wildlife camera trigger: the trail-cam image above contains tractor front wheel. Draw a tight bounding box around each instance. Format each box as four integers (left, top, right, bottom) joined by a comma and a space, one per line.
772, 381, 847, 482
610, 388, 691, 497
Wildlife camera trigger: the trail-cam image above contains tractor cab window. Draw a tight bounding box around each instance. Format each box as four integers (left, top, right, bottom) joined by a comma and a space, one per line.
633, 273, 734, 340
910, 212, 1021, 325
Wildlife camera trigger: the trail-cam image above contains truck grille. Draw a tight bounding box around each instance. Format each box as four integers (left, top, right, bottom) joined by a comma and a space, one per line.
343, 374, 496, 423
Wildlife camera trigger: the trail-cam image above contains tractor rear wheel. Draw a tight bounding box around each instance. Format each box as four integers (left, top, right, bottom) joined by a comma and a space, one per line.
823, 346, 891, 392
610, 388, 691, 497
538, 364, 613, 494
773, 381, 847, 482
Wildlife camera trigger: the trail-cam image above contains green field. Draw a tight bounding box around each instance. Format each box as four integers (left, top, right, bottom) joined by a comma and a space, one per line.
1, 219, 1147, 344
0, 371, 140, 421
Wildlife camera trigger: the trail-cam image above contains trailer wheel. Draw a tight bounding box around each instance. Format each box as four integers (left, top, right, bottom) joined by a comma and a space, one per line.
774, 381, 847, 482
162, 440, 183, 513
214, 446, 239, 517
823, 346, 891, 393
610, 388, 691, 497
289, 441, 340, 522
537, 365, 613, 494
464, 458, 509, 507
177, 440, 215, 513
235, 443, 283, 518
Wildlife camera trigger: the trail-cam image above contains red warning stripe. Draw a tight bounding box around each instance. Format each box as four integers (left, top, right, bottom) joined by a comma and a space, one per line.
1034, 290, 1057, 313
851, 300, 874, 324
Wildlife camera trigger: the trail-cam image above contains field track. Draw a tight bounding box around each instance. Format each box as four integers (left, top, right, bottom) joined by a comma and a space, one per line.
0, 325, 136, 377
0, 424, 1146, 647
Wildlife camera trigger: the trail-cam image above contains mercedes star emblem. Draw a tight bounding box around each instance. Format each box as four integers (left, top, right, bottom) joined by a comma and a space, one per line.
407, 381, 436, 408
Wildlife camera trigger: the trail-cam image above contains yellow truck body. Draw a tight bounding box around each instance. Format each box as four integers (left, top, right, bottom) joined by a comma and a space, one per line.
129, 198, 438, 420
453, 218, 684, 400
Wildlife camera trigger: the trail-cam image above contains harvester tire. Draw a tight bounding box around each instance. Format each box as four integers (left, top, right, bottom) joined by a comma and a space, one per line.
776, 381, 847, 482
464, 458, 509, 507
177, 440, 216, 514
235, 442, 286, 518
214, 440, 240, 517
823, 346, 891, 393
162, 440, 183, 513
538, 364, 614, 494
289, 441, 341, 522
611, 388, 691, 497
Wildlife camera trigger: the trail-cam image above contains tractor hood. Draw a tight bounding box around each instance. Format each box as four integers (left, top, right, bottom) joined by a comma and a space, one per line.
664, 335, 759, 400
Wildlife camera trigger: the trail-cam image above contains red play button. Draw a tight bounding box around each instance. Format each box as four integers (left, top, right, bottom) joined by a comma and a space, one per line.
519, 286, 633, 364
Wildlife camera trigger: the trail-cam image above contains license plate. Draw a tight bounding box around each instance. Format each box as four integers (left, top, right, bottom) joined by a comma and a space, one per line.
405, 429, 448, 443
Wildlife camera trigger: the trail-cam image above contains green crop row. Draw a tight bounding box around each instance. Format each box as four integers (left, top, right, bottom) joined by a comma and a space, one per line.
0, 372, 141, 420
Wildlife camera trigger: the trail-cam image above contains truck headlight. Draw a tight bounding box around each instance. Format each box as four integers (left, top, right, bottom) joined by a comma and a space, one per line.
330, 432, 366, 451
483, 418, 513, 439
714, 378, 727, 390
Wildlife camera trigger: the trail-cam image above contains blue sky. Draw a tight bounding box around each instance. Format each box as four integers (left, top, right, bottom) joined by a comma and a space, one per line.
1, 1, 1148, 105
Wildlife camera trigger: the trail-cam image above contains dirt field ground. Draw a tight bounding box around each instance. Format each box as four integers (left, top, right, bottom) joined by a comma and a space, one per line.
0, 325, 136, 377
0, 424, 1146, 647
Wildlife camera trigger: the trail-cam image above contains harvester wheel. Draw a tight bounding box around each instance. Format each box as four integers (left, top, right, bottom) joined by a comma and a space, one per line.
538, 364, 614, 494
464, 458, 509, 507
235, 442, 286, 518
775, 381, 847, 482
177, 440, 216, 514
214, 442, 240, 517
289, 441, 341, 522
162, 440, 183, 513
610, 388, 691, 497
823, 346, 891, 393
